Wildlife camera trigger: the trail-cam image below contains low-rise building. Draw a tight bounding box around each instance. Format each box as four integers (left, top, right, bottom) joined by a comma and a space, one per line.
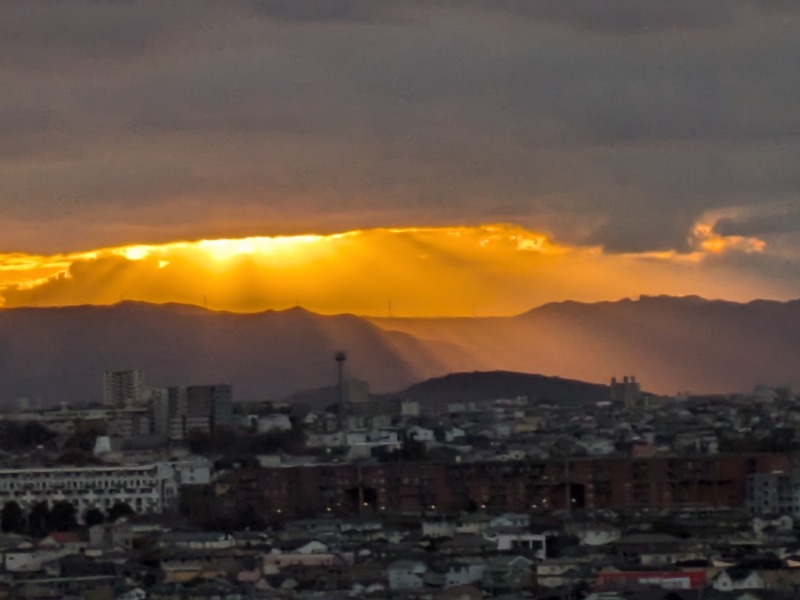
0, 461, 203, 517
387, 559, 427, 592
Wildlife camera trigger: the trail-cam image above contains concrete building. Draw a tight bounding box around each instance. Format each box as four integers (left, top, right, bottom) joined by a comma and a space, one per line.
0, 462, 207, 517
108, 408, 151, 438
747, 470, 800, 516
150, 385, 233, 440
0, 406, 149, 438
187, 384, 233, 432
610, 375, 641, 409
150, 387, 172, 439
103, 370, 145, 407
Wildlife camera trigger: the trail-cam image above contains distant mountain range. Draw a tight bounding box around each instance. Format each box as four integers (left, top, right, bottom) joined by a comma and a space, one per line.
371, 295, 800, 395
0, 295, 797, 405
0, 302, 451, 405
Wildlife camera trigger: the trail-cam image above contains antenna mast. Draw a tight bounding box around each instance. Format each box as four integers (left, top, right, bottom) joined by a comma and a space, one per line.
335, 351, 347, 431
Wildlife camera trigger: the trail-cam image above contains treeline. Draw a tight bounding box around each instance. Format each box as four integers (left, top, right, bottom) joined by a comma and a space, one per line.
186, 426, 305, 457
0, 421, 55, 451
0, 500, 134, 537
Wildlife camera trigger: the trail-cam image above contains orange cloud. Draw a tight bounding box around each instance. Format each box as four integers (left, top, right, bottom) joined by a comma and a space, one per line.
692, 223, 766, 255
0, 224, 781, 316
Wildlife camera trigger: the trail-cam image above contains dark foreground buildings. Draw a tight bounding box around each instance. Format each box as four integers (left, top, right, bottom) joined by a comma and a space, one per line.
194, 452, 792, 522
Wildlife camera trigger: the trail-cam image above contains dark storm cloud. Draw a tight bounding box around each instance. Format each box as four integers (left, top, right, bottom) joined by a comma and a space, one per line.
0, 106, 62, 137
454, 0, 738, 33
245, 0, 401, 23
0, 1, 175, 71
715, 209, 800, 237
1, 0, 799, 271
248, 0, 798, 32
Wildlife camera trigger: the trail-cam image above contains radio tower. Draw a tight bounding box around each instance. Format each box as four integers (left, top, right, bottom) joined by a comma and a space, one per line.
335, 351, 347, 431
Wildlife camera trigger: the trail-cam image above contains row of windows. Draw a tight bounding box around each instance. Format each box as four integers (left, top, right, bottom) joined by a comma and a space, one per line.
0, 469, 159, 480
0, 478, 159, 491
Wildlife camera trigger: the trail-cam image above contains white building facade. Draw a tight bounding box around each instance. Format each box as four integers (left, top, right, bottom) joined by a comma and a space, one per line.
0, 461, 207, 518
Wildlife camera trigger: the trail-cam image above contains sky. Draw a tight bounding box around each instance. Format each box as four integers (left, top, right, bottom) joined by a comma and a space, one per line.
2, 0, 800, 315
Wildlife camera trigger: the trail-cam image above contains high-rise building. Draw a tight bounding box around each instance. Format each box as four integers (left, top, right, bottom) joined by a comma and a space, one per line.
148, 384, 233, 440
187, 384, 233, 431
103, 370, 145, 407
150, 387, 181, 439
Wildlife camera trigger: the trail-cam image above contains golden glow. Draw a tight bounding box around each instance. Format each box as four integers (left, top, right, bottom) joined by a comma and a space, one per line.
121, 246, 151, 261
693, 223, 765, 255
0, 223, 775, 316
196, 234, 340, 262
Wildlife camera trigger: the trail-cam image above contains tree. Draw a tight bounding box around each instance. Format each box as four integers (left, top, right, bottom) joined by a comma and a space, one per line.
50, 501, 78, 531
84, 508, 105, 527
400, 436, 427, 461
236, 504, 266, 531
0, 422, 55, 451
1, 501, 25, 534
107, 502, 135, 522
28, 502, 51, 537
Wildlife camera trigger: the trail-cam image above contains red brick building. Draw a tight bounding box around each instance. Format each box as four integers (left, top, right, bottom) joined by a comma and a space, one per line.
213, 453, 793, 521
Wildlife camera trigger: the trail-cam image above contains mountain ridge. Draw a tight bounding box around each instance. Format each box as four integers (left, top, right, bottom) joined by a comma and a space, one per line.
0, 295, 798, 404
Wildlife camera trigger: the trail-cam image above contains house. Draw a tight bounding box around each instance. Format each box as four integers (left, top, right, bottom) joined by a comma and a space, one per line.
483, 555, 533, 591
712, 569, 766, 591
293, 540, 328, 554
117, 588, 147, 600
89, 517, 133, 550
512, 415, 542, 434
444, 426, 466, 443
4, 548, 62, 573
387, 559, 427, 591
407, 426, 436, 443
579, 437, 616, 456
255, 413, 292, 433
157, 531, 235, 551
305, 431, 346, 448
38, 531, 86, 553
489, 513, 531, 530
263, 550, 347, 574
569, 523, 621, 546
422, 519, 456, 539
484, 529, 547, 558
673, 429, 719, 454
444, 559, 486, 588
536, 559, 586, 589
597, 568, 707, 590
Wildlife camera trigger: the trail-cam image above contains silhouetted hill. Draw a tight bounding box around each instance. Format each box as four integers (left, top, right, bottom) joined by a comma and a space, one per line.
0, 302, 451, 405
371, 295, 800, 394
380, 370, 609, 406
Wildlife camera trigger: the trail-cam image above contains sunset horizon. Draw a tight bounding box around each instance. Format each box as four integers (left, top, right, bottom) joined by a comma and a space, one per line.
0, 221, 791, 317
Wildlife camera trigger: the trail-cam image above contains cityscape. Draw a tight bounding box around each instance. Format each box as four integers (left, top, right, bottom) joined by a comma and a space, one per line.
0, 360, 797, 598
3, 1, 800, 599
